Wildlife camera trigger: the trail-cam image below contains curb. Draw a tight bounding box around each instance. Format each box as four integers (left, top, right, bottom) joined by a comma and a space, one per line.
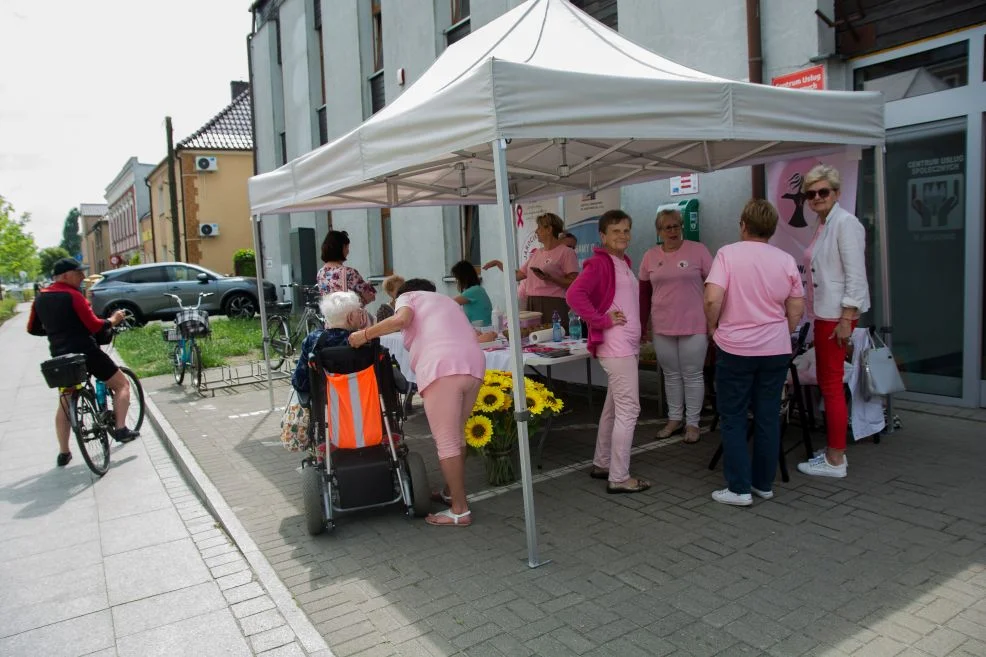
143, 392, 333, 657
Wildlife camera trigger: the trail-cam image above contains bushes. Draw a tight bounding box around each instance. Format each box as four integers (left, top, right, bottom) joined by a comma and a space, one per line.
0, 297, 17, 326
234, 249, 256, 277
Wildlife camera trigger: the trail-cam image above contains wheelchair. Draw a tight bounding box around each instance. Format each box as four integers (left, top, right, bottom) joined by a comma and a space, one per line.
301, 340, 431, 535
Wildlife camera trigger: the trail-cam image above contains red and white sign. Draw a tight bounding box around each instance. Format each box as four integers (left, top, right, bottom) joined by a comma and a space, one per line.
110, 254, 122, 266
771, 65, 825, 90
669, 174, 698, 196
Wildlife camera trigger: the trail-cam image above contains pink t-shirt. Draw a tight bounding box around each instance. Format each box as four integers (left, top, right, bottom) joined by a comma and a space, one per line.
706, 241, 803, 357
394, 291, 485, 393
638, 240, 712, 336
596, 255, 642, 358
520, 245, 579, 298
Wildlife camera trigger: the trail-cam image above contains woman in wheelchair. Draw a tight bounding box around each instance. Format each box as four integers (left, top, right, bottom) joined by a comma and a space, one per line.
349, 278, 485, 527
292, 291, 373, 406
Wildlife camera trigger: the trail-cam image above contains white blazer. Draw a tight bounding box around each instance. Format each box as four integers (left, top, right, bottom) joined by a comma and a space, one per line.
809, 202, 871, 320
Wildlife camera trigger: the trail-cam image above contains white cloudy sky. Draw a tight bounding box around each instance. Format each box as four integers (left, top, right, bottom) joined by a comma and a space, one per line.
0, 0, 251, 249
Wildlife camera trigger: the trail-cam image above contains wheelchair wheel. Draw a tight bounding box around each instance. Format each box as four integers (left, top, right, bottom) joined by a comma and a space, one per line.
302, 463, 326, 535
405, 451, 431, 518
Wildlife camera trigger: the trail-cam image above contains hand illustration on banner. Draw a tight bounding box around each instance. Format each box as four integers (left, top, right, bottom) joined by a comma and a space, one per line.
780, 172, 808, 227
910, 178, 960, 229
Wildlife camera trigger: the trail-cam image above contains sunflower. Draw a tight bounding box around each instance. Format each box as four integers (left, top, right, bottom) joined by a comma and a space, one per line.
474, 385, 508, 413
546, 395, 564, 413
525, 389, 548, 416
464, 415, 493, 448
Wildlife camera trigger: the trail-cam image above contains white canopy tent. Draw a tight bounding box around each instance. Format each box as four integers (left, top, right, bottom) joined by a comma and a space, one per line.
248, 0, 888, 567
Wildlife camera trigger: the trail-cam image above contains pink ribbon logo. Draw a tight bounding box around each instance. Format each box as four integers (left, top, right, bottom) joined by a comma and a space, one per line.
516, 205, 524, 227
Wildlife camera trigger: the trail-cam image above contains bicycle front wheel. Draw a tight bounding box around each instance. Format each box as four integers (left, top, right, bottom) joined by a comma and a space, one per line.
113, 367, 145, 432
305, 312, 322, 337
190, 342, 204, 390
266, 315, 291, 370
172, 343, 186, 385
72, 388, 110, 476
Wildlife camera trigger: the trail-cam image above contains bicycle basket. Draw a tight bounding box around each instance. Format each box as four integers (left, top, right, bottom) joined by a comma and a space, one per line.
40, 354, 88, 389
176, 308, 211, 338
161, 327, 182, 342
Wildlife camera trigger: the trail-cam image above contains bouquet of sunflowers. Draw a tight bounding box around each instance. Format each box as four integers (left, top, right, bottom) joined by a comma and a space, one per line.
464, 369, 563, 485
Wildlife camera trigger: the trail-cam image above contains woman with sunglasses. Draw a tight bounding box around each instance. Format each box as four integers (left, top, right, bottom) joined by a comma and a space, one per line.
639, 208, 712, 444
797, 164, 871, 479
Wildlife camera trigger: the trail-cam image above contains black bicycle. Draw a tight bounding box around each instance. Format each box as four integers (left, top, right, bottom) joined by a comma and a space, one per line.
265, 284, 324, 370
42, 352, 145, 476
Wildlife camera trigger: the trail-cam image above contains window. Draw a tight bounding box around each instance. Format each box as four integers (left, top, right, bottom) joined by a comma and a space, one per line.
460, 205, 480, 265
381, 208, 393, 275
854, 41, 968, 100
278, 131, 288, 166
275, 18, 282, 65
314, 0, 326, 137
369, 71, 385, 114
128, 267, 167, 284
317, 107, 328, 145
568, 0, 617, 30
451, 0, 469, 23
447, 0, 471, 45
371, 0, 383, 72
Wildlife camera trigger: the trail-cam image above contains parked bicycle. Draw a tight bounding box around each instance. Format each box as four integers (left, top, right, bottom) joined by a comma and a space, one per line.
265, 284, 324, 370
163, 292, 213, 389
41, 330, 145, 476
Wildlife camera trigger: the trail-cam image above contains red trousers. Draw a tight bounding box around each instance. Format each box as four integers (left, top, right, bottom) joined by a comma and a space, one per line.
813, 319, 856, 450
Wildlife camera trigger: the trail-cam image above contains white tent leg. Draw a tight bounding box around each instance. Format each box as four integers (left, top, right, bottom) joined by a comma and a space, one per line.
874, 147, 894, 433
491, 138, 547, 569
252, 214, 275, 411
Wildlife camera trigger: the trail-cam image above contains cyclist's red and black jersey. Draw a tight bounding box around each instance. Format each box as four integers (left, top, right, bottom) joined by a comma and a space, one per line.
27, 282, 111, 357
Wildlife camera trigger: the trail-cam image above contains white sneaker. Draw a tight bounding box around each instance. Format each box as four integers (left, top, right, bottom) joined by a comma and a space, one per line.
711, 488, 753, 506
798, 453, 847, 478
814, 449, 848, 467
751, 487, 774, 500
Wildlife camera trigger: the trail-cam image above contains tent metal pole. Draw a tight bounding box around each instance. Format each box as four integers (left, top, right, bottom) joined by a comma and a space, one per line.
491, 138, 547, 569
874, 146, 894, 433
252, 214, 275, 410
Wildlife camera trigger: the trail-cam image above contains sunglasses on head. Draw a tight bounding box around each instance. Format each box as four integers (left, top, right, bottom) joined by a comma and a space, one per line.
805, 188, 833, 200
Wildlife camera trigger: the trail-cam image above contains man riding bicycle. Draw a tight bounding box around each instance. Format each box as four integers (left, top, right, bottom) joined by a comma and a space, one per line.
27, 258, 139, 467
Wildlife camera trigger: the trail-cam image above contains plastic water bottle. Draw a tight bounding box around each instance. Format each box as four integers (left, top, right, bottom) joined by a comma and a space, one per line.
491, 307, 504, 333
551, 310, 563, 342
568, 310, 582, 341
94, 380, 107, 409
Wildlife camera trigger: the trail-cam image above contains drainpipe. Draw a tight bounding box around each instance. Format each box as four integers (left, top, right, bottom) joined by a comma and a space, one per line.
246, 22, 265, 279
746, 0, 765, 199
177, 151, 190, 263
144, 177, 157, 262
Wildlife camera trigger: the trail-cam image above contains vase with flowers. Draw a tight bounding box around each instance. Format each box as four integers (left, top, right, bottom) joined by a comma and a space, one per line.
464, 370, 564, 486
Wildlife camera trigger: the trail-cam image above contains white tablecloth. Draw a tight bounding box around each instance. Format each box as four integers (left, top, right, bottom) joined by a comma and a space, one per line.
379, 333, 601, 386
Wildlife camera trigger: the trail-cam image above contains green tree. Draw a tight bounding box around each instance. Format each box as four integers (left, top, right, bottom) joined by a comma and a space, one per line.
59, 208, 82, 257
0, 196, 40, 282
39, 246, 71, 277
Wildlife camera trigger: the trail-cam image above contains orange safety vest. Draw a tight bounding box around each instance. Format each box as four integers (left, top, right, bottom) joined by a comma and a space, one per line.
324, 365, 383, 449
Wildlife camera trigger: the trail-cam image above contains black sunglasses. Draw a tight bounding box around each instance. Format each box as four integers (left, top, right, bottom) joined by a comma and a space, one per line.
805, 188, 833, 200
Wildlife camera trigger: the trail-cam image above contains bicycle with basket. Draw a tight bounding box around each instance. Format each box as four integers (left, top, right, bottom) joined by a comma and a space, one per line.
40, 329, 145, 476
162, 292, 213, 389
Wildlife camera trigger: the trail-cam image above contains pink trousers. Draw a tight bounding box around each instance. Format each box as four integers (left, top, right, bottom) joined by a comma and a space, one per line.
595, 356, 641, 484
421, 374, 482, 460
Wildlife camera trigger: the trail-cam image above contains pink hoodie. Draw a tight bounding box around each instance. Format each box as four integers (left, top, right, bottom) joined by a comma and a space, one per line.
565, 247, 638, 356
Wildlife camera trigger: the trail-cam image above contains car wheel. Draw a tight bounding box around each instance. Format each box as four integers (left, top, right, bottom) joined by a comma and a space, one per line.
105, 303, 143, 328
224, 292, 257, 319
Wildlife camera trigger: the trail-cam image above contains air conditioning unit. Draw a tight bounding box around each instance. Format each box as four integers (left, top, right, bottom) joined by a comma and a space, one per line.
195, 156, 218, 172
199, 223, 220, 237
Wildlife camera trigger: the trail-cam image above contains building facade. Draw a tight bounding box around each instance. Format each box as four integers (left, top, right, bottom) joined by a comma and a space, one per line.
145, 83, 256, 275
105, 157, 155, 267
248, 0, 985, 407
78, 203, 110, 274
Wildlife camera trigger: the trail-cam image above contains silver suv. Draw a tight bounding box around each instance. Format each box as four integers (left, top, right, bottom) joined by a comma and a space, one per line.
89, 262, 276, 326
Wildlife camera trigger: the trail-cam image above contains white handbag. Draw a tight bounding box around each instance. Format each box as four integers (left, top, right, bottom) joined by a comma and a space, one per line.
862, 331, 905, 400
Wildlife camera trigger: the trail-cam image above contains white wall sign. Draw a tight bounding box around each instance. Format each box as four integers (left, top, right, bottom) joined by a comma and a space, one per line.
670, 174, 698, 196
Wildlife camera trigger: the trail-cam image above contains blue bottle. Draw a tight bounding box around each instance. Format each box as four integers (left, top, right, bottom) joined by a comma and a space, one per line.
567, 310, 582, 341
551, 310, 563, 342
94, 380, 108, 409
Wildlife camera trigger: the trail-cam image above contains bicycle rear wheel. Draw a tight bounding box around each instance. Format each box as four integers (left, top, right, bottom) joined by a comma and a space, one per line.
266, 315, 291, 370
190, 342, 203, 390
305, 313, 322, 337
72, 388, 110, 476
112, 367, 145, 432
172, 343, 186, 385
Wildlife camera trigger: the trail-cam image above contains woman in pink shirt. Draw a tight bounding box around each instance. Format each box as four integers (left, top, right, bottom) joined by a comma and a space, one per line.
348, 279, 485, 526
567, 210, 650, 494
639, 209, 713, 444
704, 200, 805, 507
484, 213, 579, 330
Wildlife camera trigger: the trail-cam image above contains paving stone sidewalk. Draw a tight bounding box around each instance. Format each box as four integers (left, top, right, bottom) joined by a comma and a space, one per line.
141, 357, 986, 657
0, 306, 331, 656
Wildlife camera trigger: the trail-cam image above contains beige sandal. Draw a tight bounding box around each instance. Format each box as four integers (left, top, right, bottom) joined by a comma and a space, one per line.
683, 425, 701, 444
656, 421, 683, 439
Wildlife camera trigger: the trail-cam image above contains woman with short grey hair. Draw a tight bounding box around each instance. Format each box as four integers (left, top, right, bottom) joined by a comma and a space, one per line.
639, 208, 713, 444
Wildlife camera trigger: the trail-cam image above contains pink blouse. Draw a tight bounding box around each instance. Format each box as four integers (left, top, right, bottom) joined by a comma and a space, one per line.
520, 245, 579, 298
596, 255, 641, 358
